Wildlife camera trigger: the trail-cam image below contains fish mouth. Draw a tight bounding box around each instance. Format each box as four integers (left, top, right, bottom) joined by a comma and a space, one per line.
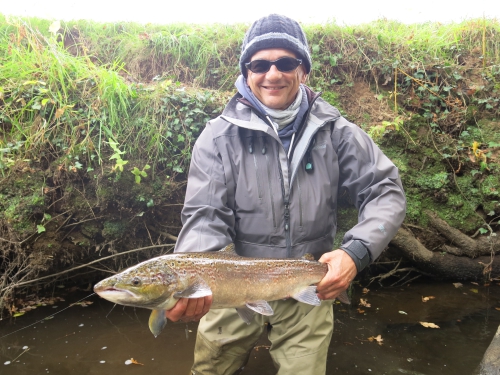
94, 287, 140, 302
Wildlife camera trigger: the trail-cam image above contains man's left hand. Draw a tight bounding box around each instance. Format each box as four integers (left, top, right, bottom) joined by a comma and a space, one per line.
316, 249, 357, 300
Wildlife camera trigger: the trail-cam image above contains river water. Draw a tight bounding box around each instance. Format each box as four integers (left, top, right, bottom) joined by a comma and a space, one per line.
1, 281, 499, 375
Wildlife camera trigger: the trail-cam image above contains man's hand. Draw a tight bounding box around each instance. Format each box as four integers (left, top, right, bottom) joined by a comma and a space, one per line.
316, 249, 357, 300
165, 295, 213, 322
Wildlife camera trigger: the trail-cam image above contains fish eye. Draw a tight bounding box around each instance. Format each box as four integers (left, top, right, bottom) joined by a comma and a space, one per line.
131, 277, 142, 286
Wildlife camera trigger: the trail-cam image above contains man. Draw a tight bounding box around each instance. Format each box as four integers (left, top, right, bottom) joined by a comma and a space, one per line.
169, 14, 406, 375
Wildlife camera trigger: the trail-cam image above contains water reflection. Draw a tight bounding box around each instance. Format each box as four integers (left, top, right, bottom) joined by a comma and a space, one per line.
0, 281, 499, 375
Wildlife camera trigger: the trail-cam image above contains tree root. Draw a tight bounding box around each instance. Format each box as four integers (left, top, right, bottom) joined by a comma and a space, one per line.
391, 227, 500, 280
426, 211, 500, 258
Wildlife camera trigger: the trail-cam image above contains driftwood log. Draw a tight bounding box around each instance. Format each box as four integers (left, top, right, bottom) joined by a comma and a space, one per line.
390, 212, 500, 280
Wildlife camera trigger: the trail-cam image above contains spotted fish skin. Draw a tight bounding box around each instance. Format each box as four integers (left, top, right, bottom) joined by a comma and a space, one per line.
94, 244, 350, 336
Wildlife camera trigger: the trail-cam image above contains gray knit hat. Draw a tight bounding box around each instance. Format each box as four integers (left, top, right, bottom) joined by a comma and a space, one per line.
239, 14, 312, 77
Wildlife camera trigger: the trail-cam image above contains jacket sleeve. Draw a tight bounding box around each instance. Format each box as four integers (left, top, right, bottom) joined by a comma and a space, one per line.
174, 123, 235, 253
332, 118, 406, 271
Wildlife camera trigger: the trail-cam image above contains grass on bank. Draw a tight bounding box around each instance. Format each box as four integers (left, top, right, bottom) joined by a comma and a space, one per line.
1, 14, 499, 172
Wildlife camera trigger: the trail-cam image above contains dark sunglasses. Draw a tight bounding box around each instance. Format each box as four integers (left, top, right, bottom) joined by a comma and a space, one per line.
245, 57, 302, 74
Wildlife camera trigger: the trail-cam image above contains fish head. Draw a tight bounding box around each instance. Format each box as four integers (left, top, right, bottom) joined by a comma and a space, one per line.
94, 259, 181, 310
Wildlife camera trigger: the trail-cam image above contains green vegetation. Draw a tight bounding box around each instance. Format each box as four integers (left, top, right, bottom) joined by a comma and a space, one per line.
1, 14, 499, 306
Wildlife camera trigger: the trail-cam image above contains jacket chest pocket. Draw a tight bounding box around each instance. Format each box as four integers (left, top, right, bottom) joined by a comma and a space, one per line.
234, 136, 281, 240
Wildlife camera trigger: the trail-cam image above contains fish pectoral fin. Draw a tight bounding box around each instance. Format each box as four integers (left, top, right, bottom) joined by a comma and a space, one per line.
235, 307, 255, 324
149, 309, 167, 338
292, 286, 321, 306
336, 290, 351, 305
301, 253, 315, 261
245, 301, 274, 316
219, 243, 237, 254
174, 279, 212, 299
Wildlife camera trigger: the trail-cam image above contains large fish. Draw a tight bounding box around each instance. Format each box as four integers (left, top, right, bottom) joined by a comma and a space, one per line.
94, 244, 350, 337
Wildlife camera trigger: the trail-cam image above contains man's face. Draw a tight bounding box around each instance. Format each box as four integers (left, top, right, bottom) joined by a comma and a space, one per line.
246, 48, 307, 110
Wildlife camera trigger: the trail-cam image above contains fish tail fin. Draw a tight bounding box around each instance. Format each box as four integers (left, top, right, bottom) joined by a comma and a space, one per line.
336, 290, 351, 305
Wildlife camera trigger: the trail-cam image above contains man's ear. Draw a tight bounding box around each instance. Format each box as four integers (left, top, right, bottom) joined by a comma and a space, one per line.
301, 74, 308, 84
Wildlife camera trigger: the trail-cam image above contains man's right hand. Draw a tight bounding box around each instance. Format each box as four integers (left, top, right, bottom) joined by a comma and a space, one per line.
165, 296, 213, 322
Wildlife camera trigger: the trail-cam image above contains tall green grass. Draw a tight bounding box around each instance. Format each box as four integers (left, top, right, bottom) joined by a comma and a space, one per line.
1, 14, 499, 175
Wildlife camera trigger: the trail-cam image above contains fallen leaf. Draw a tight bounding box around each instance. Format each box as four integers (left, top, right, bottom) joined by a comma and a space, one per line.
471, 282, 479, 285
453, 283, 463, 288
495, 307, 500, 311
125, 358, 144, 366
55, 108, 65, 119
399, 311, 408, 315
470, 289, 479, 294
357, 308, 365, 314
422, 296, 436, 302
359, 298, 371, 308
367, 335, 384, 345
420, 322, 440, 328
362, 288, 370, 294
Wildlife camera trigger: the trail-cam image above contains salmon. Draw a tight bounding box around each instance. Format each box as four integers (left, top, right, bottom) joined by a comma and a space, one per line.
94, 244, 350, 337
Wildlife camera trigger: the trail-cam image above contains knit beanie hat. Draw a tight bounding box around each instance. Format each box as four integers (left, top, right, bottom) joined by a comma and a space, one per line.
239, 14, 312, 77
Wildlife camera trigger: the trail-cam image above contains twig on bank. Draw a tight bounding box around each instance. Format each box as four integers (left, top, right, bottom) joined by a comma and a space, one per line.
63, 215, 105, 228
0, 243, 175, 293
0, 237, 21, 244
55, 212, 74, 233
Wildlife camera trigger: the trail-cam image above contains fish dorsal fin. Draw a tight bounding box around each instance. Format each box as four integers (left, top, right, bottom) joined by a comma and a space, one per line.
235, 306, 255, 324
245, 301, 274, 316
174, 278, 212, 299
149, 309, 168, 338
220, 243, 236, 254
301, 253, 315, 261
336, 290, 351, 305
292, 286, 321, 306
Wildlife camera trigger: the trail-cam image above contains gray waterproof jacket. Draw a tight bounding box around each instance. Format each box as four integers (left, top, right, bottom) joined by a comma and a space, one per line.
175, 89, 406, 272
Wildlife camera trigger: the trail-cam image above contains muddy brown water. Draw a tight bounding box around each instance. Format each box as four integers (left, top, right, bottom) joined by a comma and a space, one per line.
1, 281, 499, 375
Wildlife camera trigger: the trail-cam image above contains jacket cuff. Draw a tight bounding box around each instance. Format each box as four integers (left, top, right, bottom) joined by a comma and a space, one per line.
340, 240, 371, 273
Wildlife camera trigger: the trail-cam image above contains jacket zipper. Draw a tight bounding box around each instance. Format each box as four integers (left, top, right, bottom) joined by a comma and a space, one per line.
269, 115, 292, 258
237, 93, 325, 258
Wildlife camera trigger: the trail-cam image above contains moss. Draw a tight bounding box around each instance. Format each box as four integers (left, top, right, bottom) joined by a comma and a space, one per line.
96, 186, 113, 200
102, 220, 127, 240
477, 119, 500, 144
436, 193, 483, 233
81, 223, 101, 238
405, 195, 422, 222
0, 176, 46, 237
415, 172, 449, 190
479, 175, 499, 198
